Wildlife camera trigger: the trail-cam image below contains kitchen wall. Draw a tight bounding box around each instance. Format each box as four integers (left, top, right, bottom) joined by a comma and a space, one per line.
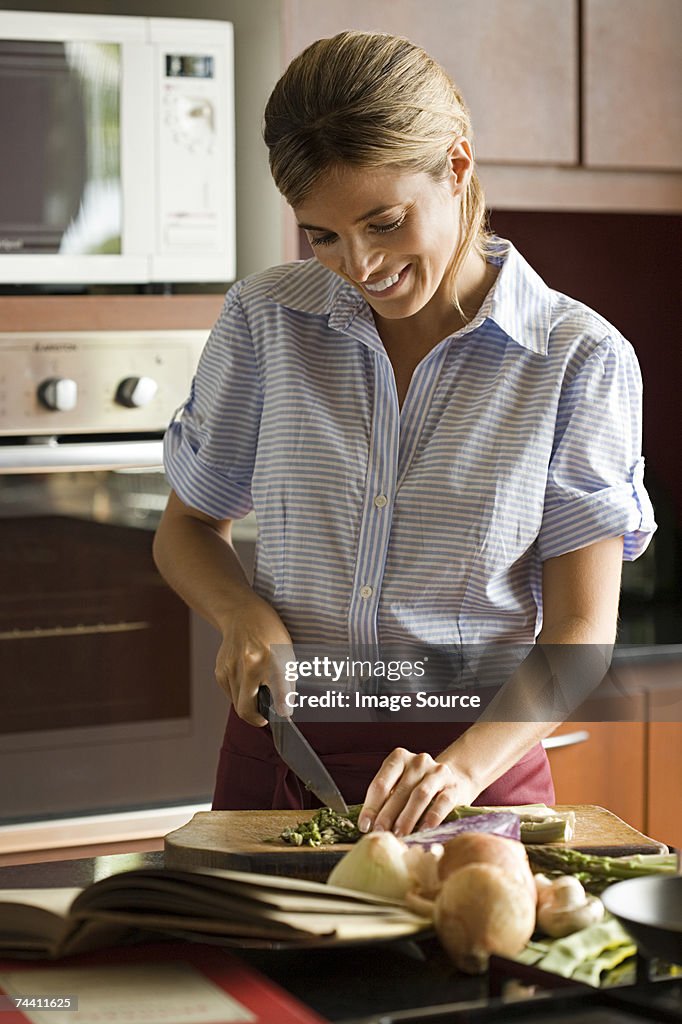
0, 0, 285, 280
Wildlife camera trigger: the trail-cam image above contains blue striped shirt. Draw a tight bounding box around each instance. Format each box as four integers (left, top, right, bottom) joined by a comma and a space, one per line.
163, 238, 656, 648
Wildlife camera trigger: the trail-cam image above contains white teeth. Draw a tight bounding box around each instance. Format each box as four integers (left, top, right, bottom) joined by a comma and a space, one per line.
365, 271, 401, 293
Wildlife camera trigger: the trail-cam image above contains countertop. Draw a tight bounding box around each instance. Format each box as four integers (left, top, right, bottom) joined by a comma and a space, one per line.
2, 851, 681, 1023
0, 851, 545, 1022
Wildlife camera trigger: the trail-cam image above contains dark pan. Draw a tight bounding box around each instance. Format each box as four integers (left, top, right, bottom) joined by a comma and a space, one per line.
602, 875, 682, 964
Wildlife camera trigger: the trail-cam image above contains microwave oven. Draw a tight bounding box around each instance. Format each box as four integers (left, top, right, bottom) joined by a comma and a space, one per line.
0, 10, 235, 286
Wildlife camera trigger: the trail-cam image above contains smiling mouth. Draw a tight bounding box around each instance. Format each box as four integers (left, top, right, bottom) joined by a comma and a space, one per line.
363, 265, 410, 295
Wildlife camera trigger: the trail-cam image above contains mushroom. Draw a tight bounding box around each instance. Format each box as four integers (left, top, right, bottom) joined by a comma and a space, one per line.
534, 873, 604, 938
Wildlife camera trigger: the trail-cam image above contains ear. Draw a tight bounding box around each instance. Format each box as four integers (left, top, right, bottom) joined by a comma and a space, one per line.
446, 136, 474, 196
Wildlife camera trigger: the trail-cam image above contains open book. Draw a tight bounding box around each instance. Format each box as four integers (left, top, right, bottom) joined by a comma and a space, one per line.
0, 866, 431, 959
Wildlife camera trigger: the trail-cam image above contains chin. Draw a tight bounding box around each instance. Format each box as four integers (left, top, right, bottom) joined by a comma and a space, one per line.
375, 296, 428, 320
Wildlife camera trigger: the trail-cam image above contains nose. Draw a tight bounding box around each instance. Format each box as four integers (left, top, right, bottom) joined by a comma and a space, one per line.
341, 237, 383, 282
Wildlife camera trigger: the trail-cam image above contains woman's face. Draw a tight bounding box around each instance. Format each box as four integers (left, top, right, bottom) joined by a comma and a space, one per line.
294, 160, 467, 324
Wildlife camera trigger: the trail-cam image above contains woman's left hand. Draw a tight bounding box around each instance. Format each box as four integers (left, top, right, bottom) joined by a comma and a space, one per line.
357, 747, 478, 836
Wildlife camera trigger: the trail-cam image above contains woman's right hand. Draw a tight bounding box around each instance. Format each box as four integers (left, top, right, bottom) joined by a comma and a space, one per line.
215, 593, 296, 726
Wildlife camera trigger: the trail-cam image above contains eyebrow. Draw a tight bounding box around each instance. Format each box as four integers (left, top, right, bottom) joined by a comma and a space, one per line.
297, 204, 397, 232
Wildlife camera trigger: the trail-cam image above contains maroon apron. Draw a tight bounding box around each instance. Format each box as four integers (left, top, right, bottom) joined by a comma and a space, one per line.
212, 707, 555, 810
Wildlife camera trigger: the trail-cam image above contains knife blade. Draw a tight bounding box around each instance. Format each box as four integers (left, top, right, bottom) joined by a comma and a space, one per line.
257, 685, 349, 815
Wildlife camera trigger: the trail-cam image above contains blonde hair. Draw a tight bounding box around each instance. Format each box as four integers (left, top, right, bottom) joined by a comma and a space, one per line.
263, 30, 497, 316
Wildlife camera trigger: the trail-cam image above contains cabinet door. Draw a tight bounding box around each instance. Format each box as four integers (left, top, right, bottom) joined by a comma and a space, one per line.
647, 674, 682, 849
283, 0, 578, 164
583, 0, 682, 170
648, 723, 682, 848
545, 720, 646, 831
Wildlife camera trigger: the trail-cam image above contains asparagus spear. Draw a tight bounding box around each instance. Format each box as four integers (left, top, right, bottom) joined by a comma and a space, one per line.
526, 846, 677, 893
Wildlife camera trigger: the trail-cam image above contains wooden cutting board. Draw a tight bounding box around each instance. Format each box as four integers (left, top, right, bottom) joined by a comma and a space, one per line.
164, 805, 668, 880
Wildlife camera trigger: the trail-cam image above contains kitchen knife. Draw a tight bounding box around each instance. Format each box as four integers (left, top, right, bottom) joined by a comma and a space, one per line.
257, 685, 349, 815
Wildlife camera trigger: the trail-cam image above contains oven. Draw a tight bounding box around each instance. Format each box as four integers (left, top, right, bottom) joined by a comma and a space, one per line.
0, 329, 254, 840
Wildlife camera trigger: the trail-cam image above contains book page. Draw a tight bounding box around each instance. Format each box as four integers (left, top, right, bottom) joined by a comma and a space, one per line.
0, 891, 82, 952
0, 962, 257, 1024
76, 867, 405, 910
0, 890, 81, 916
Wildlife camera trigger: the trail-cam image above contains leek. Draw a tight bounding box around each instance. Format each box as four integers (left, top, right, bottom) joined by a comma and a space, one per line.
445, 805, 575, 843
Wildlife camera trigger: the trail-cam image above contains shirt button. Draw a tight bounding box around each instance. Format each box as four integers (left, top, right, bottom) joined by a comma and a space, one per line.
374, 494, 388, 508
359, 585, 373, 599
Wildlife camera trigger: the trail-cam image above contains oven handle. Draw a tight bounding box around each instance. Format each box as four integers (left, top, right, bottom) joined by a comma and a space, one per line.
0, 439, 164, 473
542, 729, 591, 750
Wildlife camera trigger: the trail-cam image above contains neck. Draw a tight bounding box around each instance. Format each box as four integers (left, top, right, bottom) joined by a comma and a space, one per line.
375, 246, 497, 352
452, 247, 497, 325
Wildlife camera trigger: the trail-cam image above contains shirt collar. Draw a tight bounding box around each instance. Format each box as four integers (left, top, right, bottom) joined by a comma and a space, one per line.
482, 238, 551, 356
268, 259, 354, 321
268, 237, 552, 355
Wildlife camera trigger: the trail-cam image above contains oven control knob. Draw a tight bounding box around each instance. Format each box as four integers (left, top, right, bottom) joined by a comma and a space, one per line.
38, 377, 78, 412
116, 376, 158, 408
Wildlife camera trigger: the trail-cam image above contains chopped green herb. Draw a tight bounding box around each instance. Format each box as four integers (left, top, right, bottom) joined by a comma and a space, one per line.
276, 806, 362, 847
273, 803, 581, 847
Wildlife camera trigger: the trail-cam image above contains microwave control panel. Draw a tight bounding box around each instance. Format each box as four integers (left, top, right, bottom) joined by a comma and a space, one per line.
157, 33, 232, 261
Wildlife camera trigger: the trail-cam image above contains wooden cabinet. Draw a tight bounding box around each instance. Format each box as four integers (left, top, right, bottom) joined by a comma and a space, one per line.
645, 664, 682, 849
545, 662, 682, 849
283, 0, 578, 166
546, 720, 646, 832
583, 0, 682, 171
280, 0, 682, 225
648, 723, 682, 849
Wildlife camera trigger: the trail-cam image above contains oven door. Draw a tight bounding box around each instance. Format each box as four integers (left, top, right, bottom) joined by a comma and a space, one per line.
0, 461, 254, 826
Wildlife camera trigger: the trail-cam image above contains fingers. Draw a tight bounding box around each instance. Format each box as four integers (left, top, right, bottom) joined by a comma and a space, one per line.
358, 747, 411, 833
359, 748, 462, 836
215, 634, 297, 726
267, 642, 298, 717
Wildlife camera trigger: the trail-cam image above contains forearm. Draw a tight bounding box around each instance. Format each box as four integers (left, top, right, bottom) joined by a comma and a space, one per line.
436, 719, 556, 798
360, 540, 623, 832
153, 508, 254, 632
154, 493, 294, 720
436, 614, 616, 797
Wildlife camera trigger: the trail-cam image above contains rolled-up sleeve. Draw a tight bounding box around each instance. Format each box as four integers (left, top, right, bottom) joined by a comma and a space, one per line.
537, 335, 656, 562
163, 282, 263, 520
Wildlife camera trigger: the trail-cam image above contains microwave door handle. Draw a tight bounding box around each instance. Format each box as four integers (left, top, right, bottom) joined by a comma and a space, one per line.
0, 439, 164, 473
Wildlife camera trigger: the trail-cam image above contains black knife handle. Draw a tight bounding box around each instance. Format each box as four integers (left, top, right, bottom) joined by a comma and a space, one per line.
257, 684, 272, 721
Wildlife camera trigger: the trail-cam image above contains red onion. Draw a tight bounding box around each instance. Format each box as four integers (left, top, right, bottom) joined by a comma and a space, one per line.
403, 811, 521, 849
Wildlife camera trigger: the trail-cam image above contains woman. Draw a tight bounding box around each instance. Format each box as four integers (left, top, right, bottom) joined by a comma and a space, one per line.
153, 31, 655, 836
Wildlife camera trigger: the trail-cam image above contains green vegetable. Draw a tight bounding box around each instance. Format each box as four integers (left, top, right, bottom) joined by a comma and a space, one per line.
536, 917, 633, 978
276, 803, 577, 847
277, 806, 361, 847
526, 847, 677, 894
515, 918, 637, 986
509, 939, 551, 966
445, 805, 575, 843
571, 943, 637, 986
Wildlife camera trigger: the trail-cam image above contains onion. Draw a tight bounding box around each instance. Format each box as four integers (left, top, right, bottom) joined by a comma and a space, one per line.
326, 831, 412, 899
434, 863, 536, 974
403, 811, 521, 850
404, 843, 444, 900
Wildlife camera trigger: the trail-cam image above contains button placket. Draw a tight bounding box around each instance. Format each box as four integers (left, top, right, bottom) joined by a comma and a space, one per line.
348, 354, 400, 649
396, 345, 449, 489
